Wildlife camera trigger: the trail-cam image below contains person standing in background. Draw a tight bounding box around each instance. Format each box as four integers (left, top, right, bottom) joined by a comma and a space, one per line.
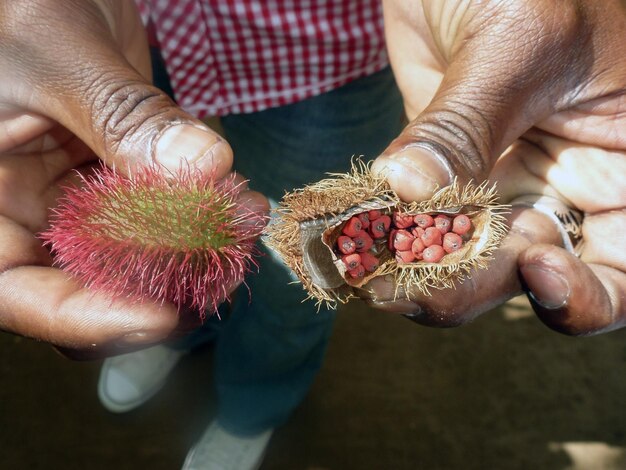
97, 2, 403, 469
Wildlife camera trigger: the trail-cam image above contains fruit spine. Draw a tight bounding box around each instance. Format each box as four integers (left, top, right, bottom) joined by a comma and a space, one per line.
41, 164, 265, 316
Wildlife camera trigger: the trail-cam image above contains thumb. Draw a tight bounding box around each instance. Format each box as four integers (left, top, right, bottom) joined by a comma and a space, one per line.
519, 221, 626, 337
2, 0, 232, 177
373, 0, 589, 201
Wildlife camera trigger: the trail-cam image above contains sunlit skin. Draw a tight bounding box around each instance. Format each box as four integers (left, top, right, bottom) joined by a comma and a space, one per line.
0, 0, 625, 357
0, 1, 268, 355
367, 0, 626, 335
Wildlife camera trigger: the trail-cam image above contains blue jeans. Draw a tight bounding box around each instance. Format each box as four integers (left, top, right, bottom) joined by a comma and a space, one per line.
173, 67, 403, 435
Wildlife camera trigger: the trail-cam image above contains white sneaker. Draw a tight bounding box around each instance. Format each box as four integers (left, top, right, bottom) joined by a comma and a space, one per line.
98, 344, 185, 413
182, 421, 273, 470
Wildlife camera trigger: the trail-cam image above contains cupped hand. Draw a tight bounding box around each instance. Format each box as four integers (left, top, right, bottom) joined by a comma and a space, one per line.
0, 0, 269, 354
367, 0, 626, 335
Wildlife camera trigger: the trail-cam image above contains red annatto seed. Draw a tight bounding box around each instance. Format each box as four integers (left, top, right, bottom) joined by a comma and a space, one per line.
337, 235, 356, 255
370, 216, 390, 239
353, 231, 374, 252
357, 213, 370, 229
411, 226, 425, 239
388, 229, 397, 251
342, 217, 362, 237
411, 237, 425, 256
360, 252, 380, 272
369, 222, 386, 239
452, 214, 472, 235
348, 264, 365, 279
395, 250, 416, 264
393, 212, 414, 229
414, 214, 434, 229
393, 229, 414, 251
434, 214, 452, 235
422, 245, 445, 263
368, 210, 382, 221
342, 253, 361, 270
443, 232, 463, 253
378, 215, 391, 231
421, 227, 442, 247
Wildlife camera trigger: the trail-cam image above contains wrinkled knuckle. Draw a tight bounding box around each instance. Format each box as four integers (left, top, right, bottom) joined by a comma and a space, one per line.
90, 77, 171, 156
410, 105, 492, 180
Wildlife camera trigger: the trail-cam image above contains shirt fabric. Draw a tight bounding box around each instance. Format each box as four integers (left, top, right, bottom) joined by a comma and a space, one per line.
136, 0, 388, 117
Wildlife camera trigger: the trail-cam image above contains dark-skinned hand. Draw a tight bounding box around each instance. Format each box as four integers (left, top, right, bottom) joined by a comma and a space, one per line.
366, 0, 626, 335
0, 0, 269, 357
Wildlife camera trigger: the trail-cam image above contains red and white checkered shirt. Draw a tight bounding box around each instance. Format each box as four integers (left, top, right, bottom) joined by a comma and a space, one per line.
136, 0, 388, 117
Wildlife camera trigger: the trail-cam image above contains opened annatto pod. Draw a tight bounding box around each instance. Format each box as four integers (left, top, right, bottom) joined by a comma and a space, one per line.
265, 160, 510, 307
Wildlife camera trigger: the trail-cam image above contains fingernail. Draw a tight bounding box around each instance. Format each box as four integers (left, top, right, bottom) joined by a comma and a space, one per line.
374, 147, 452, 201
521, 265, 570, 310
154, 124, 229, 174
115, 331, 165, 347
402, 308, 424, 323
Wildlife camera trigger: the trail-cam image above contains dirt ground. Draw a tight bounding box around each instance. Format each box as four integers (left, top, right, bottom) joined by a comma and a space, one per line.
1, 295, 625, 469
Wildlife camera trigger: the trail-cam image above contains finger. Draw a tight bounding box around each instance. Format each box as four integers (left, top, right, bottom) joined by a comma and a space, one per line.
1, 1, 232, 177
228, 172, 271, 234
520, 210, 626, 335
0, 137, 97, 233
373, 0, 589, 202
0, 267, 180, 350
0, 108, 55, 153
0, 217, 180, 351
234, 189, 270, 235
363, 207, 563, 326
518, 131, 626, 212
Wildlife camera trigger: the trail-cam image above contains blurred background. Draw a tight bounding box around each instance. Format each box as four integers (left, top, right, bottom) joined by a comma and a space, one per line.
1, 296, 625, 469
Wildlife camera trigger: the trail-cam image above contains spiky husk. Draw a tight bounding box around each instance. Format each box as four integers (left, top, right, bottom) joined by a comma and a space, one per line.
265, 160, 509, 308
376, 180, 509, 297
265, 160, 399, 306
41, 164, 264, 316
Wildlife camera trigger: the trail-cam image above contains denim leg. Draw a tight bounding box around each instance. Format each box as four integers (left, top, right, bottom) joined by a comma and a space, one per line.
215, 67, 403, 435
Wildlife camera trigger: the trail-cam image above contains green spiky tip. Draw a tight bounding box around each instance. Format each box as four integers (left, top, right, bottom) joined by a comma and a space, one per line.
93, 185, 237, 251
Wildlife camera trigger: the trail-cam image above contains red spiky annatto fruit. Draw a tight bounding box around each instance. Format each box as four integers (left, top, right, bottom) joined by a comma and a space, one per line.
40, 164, 266, 317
